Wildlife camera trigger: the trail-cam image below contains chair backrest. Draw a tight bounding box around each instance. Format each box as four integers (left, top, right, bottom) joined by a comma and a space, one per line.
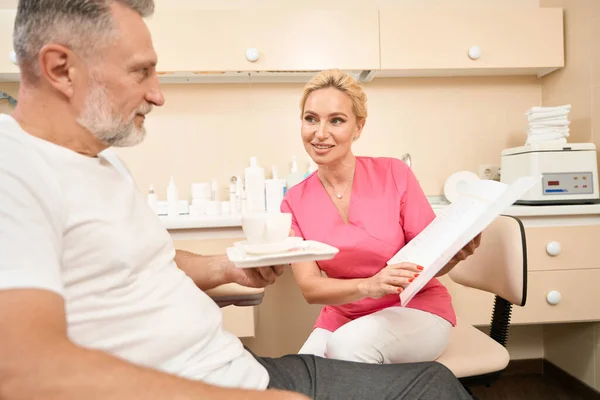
448, 215, 527, 307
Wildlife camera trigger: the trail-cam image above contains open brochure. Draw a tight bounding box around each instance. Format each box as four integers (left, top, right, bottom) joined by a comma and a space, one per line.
387, 175, 539, 306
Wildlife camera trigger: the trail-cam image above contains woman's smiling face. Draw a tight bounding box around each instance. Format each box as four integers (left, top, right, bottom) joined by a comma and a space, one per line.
301, 87, 364, 166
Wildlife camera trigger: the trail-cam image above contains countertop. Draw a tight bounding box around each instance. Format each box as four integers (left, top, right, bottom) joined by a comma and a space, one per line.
160, 202, 600, 230
490, 203, 600, 217
159, 215, 242, 230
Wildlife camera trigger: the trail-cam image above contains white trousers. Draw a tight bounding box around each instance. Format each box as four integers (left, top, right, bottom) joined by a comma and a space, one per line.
298, 307, 452, 364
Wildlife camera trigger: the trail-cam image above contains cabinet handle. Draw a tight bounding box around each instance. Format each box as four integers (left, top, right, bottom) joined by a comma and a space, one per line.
546, 241, 561, 257
9, 50, 17, 65
245, 48, 260, 63
468, 46, 482, 60
546, 290, 561, 305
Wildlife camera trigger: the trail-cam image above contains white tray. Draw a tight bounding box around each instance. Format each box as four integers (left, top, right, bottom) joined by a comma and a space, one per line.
226, 240, 339, 268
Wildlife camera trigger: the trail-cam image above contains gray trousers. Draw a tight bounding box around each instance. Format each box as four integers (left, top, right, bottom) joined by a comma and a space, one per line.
252, 352, 472, 400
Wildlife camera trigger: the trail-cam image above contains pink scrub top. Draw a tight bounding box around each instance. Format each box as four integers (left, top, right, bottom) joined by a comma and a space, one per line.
280, 156, 456, 332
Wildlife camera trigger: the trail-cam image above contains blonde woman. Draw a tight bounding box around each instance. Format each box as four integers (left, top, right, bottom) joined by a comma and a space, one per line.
281, 69, 481, 364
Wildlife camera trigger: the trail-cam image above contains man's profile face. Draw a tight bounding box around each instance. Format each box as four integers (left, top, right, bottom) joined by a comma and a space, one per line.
76, 2, 163, 147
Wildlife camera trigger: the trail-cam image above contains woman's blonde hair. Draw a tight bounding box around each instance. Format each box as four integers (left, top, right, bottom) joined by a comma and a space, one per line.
300, 69, 368, 123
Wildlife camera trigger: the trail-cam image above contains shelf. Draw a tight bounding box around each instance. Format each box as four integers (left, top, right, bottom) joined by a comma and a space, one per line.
160, 203, 600, 235
159, 215, 242, 230
432, 202, 600, 218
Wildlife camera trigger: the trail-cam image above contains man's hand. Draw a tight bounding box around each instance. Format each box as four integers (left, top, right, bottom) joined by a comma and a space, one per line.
223, 255, 286, 288
223, 228, 296, 288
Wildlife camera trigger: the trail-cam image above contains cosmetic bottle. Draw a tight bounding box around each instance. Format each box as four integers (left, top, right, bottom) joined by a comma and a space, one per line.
304, 157, 317, 179
244, 157, 266, 212
265, 166, 286, 213
229, 176, 238, 216
286, 156, 305, 190
211, 179, 220, 201
235, 175, 243, 213
240, 188, 248, 214
167, 176, 179, 217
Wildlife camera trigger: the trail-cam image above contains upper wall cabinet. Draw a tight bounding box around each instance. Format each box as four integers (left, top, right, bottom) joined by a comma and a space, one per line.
146, 9, 380, 79
378, 8, 564, 78
0, 7, 566, 84
0, 10, 18, 81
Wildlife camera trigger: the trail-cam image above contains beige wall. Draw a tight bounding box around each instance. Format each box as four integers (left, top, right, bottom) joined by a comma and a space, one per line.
114, 77, 541, 201
541, 0, 594, 144
538, 0, 600, 391
0, 0, 557, 361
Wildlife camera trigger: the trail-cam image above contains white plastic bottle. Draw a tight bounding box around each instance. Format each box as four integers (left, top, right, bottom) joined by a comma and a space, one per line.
240, 188, 248, 214
147, 184, 158, 214
166, 176, 179, 217
244, 157, 266, 212
229, 176, 238, 216
265, 166, 286, 213
211, 179, 220, 201
235, 175, 243, 213
286, 156, 305, 190
304, 157, 318, 179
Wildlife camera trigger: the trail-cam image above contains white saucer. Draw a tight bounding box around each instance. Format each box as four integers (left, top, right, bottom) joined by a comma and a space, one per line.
227, 239, 340, 269
237, 237, 304, 255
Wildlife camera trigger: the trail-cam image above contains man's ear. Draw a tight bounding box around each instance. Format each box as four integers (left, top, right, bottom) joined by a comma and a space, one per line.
38, 44, 79, 99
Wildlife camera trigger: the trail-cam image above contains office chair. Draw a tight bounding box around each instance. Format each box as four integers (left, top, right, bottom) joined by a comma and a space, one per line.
436, 215, 527, 396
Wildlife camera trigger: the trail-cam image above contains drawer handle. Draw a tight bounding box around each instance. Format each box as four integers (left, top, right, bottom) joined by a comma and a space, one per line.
546, 290, 562, 305
546, 241, 561, 256
468, 46, 482, 60
245, 48, 260, 63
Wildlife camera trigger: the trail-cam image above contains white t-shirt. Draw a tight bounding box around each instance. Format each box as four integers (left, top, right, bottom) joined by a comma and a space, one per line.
0, 114, 269, 390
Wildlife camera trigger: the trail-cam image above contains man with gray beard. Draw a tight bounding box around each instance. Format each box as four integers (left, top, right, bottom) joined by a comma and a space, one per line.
77, 73, 154, 147
0, 1, 473, 399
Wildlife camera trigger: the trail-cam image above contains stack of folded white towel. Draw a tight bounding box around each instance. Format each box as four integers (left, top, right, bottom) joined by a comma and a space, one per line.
525, 104, 571, 145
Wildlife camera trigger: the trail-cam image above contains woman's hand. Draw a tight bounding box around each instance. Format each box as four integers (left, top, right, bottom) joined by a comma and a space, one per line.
435, 233, 483, 277
356, 262, 423, 299
450, 233, 482, 264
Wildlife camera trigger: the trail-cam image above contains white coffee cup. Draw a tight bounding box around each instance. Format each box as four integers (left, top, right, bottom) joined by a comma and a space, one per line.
241, 212, 292, 245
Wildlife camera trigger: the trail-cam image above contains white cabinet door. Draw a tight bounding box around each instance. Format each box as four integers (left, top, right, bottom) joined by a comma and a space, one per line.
379, 8, 564, 77
146, 9, 380, 73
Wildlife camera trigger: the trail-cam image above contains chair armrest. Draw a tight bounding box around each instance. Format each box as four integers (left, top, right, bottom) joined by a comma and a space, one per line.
205, 283, 265, 308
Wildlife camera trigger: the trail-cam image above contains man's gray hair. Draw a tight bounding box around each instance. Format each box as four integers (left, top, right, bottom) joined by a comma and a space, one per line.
13, 0, 155, 81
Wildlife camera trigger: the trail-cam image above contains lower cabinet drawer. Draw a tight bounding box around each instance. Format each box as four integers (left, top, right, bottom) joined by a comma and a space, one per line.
512, 269, 600, 324
525, 225, 600, 272
447, 269, 600, 325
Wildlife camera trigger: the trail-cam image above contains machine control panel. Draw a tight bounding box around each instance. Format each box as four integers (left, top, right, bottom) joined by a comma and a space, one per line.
542, 172, 594, 195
